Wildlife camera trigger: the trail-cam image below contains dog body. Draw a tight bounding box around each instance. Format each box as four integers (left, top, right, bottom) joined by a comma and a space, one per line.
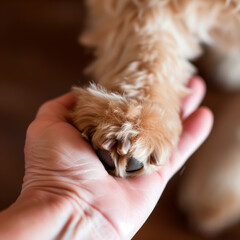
179, 95, 240, 235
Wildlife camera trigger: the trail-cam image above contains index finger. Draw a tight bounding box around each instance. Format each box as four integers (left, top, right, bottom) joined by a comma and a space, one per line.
160, 107, 214, 182
36, 92, 76, 121
181, 76, 206, 120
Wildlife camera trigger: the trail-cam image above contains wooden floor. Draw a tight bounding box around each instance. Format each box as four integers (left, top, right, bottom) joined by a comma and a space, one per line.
0, 1, 239, 239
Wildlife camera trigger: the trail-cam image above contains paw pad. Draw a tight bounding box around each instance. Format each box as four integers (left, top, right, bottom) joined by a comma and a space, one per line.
96, 148, 144, 175
126, 157, 143, 172
96, 149, 115, 170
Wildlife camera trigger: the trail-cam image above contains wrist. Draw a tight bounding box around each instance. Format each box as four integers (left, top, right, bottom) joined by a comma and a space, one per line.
0, 189, 120, 240
22, 189, 120, 240
0, 189, 73, 240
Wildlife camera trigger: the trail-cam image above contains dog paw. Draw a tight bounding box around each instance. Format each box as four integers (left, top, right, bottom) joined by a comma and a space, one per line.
72, 84, 181, 177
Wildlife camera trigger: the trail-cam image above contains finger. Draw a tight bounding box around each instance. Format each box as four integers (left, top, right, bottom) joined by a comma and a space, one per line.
114, 109, 213, 239
128, 107, 213, 190
164, 107, 214, 181
36, 92, 76, 121
53, 92, 76, 109
181, 77, 206, 120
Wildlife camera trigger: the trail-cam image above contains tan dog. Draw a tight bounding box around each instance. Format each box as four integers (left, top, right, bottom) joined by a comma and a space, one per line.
72, 1, 240, 234
72, 0, 240, 177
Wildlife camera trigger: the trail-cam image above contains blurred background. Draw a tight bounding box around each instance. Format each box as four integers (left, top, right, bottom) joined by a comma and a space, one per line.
0, 1, 239, 239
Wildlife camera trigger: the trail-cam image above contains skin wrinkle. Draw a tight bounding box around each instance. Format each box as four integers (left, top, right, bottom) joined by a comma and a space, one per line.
57, 215, 77, 240
27, 157, 97, 173
24, 179, 121, 239
58, 188, 121, 240
24, 151, 123, 238
72, 206, 119, 240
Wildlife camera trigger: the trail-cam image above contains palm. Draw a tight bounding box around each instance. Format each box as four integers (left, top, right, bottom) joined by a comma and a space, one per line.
23, 77, 213, 239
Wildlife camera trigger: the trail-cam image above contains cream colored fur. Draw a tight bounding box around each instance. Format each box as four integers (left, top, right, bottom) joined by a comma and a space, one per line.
179, 95, 240, 235
72, 0, 240, 232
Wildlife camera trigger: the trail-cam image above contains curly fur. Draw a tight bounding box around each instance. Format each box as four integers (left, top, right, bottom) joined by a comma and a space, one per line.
71, 0, 240, 233
73, 0, 240, 176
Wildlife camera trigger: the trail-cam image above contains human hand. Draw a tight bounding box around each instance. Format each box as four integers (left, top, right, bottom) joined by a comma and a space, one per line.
22, 76, 213, 239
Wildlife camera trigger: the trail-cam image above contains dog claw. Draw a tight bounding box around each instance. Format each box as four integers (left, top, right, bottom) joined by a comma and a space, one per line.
102, 140, 116, 151
117, 140, 131, 156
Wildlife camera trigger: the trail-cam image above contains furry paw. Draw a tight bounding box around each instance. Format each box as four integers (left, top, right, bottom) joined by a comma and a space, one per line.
72, 84, 181, 177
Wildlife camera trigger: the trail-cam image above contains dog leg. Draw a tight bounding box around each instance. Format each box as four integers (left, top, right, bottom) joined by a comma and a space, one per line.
72, 0, 240, 178
72, 0, 199, 177
198, 46, 240, 90
178, 95, 240, 235
196, 0, 240, 89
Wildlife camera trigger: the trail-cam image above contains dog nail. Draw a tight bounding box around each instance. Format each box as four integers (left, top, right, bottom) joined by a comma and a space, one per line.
102, 140, 115, 151
117, 140, 131, 155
